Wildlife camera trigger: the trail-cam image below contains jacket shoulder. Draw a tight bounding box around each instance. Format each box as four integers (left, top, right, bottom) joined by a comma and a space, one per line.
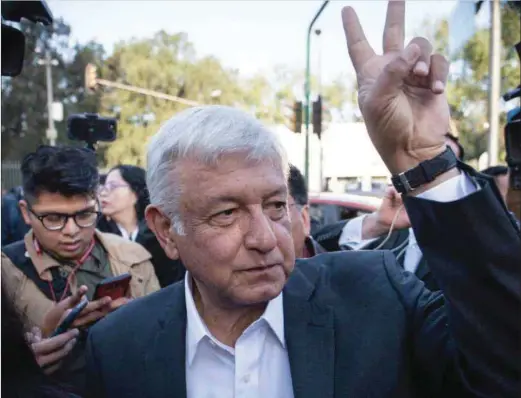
96, 230, 152, 264
89, 281, 184, 343
295, 250, 399, 295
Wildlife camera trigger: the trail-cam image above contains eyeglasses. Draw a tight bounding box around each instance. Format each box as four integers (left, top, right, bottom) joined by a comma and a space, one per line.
28, 207, 101, 231
98, 183, 129, 194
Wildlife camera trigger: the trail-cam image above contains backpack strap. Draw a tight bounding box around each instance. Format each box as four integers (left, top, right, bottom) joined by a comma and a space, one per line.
2, 240, 70, 301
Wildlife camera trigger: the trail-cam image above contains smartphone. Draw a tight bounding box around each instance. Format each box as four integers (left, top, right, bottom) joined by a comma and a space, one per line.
51, 299, 89, 337
93, 273, 132, 301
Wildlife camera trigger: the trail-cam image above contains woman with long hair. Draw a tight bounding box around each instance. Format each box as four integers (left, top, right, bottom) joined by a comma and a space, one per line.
97, 165, 185, 287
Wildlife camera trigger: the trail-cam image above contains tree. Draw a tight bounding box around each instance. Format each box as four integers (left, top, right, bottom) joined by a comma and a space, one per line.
98, 31, 248, 167
420, 3, 520, 161
1, 19, 105, 161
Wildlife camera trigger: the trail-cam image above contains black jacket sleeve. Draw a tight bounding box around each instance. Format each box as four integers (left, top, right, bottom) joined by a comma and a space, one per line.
390, 170, 520, 397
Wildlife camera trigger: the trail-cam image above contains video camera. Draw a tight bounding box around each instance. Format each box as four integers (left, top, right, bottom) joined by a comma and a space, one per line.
1, 1, 53, 77
503, 41, 521, 190
67, 113, 117, 152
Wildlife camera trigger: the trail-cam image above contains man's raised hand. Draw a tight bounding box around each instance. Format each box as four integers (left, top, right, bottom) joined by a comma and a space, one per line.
341, 1, 451, 177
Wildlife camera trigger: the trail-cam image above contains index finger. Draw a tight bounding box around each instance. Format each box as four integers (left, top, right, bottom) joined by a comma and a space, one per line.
383, 0, 406, 53
341, 6, 376, 72
56, 285, 88, 311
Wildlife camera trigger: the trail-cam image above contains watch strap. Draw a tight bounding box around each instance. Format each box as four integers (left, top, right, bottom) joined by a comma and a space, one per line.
391, 147, 458, 194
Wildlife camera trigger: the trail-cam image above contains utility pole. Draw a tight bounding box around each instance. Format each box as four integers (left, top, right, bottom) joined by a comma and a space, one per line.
39, 49, 58, 146
315, 28, 324, 191
487, 0, 501, 166
305, 1, 329, 187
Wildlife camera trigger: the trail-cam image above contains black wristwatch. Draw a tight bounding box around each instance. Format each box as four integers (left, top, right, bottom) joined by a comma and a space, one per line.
391, 147, 458, 194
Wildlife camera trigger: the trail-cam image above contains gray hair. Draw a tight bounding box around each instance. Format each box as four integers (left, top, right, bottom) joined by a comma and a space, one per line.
146, 105, 289, 235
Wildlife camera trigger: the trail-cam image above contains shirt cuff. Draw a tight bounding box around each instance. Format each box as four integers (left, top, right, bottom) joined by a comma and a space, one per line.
338, 214, 379, 250
415, 171, 478, 202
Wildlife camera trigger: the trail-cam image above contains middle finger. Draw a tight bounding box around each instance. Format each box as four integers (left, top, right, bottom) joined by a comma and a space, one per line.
383, 0, 406, 53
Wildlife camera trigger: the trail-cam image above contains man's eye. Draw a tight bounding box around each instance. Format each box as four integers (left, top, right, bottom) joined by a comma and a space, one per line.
212, 208, 237, 223
267, 201, 287, 219
45, 214, 64, 223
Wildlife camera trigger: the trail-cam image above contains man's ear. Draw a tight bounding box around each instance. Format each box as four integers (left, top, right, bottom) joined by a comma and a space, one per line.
301, 205, 311, 236
18, 200, 32, 225
145, 205, 180, 260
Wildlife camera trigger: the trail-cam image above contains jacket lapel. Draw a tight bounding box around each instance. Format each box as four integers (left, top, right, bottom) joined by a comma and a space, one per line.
144, 283, 187, 398
284, 264, 335, 398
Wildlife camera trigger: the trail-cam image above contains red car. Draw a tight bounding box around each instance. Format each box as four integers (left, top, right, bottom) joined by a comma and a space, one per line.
308, 192, 382, 231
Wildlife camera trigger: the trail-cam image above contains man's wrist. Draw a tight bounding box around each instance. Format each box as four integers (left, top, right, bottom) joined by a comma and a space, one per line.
406, 168, 461, 197
390, 147, 459, 196
361, 213, 389, 240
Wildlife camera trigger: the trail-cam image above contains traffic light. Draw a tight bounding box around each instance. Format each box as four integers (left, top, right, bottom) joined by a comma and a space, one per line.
312, 95, 323, 139
85, 63, 98, 92
292, 101, 303, 133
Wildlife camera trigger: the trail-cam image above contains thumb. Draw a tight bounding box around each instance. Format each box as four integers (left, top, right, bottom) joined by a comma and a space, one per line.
375, 43, 421, 97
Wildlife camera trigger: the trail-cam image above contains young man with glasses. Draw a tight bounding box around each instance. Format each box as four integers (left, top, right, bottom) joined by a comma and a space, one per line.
1, 145, 159, 395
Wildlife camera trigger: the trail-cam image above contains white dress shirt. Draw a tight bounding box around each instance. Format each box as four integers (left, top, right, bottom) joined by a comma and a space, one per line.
185, 275, 294, 398
339, 173, 478, 273
116, 224, 139, 241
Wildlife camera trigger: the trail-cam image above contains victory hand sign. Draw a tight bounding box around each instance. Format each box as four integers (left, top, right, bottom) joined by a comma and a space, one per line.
342, 1, 458, 190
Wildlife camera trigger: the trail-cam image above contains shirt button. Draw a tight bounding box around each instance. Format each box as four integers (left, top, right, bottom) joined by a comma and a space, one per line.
242, 374, 250, 383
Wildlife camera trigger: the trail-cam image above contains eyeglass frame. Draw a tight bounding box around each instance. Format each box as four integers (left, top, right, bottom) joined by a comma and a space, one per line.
98, 182, 130, 194
27, 204, 102, 231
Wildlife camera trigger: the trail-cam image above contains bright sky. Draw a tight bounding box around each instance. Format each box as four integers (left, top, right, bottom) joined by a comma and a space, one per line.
49, 0, 467, 85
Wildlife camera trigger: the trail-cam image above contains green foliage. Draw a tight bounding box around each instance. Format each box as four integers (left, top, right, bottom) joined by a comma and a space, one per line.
420, 4, 520, 161
2, 21, 357, 167
1, 19, 103, 161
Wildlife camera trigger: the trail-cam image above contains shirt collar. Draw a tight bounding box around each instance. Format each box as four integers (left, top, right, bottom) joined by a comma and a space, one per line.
184, 273, 286, 367
24, 231, 96, 281
116, 224, 139, 241
407, 227, 417, 246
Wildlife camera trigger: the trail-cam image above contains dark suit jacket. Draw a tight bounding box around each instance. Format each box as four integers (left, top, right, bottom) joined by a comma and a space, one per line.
85, 172, 520, 398
314, 223, 438, 290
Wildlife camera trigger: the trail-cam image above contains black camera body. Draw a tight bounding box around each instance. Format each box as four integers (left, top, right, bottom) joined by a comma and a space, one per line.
1, 1, 53, 77
503, 42, 521, 190
67, 113, 117, 151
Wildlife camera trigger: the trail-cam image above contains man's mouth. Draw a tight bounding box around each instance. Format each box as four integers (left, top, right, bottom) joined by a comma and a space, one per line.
61, 241, 81, 251
246, 263, 279, 272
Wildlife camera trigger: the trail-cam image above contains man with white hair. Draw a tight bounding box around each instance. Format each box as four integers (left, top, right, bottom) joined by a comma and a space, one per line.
84, 2, 520, 397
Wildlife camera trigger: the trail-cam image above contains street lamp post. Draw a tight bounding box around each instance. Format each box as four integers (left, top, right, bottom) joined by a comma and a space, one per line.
37, 49, 58, 146
304, 1, 329, 187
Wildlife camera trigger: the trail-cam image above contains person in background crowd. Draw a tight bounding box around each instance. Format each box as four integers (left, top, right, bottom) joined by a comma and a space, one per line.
313, 132, 467, 291
2, 185, 31, 246
287, 165, 325, 258
481, 165, 509, 203
97, 165, 186, 287
1, 286, 80, 398
1, 146, 160, 395
98, 165, 147, 241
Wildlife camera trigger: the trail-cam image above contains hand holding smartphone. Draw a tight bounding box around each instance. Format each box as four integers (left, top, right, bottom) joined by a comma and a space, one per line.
93, 273, 132, 301
51, 299, 88, 337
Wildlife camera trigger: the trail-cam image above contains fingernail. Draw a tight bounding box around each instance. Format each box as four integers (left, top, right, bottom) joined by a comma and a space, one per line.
71, 329, 80, 337
414, 61, 429, 75
103, 297, 112, 304
432, 80, 444, 92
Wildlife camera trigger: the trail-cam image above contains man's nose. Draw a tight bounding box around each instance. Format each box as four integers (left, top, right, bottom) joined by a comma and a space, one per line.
62, 217, 80, 235
244, 210, 277, 253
